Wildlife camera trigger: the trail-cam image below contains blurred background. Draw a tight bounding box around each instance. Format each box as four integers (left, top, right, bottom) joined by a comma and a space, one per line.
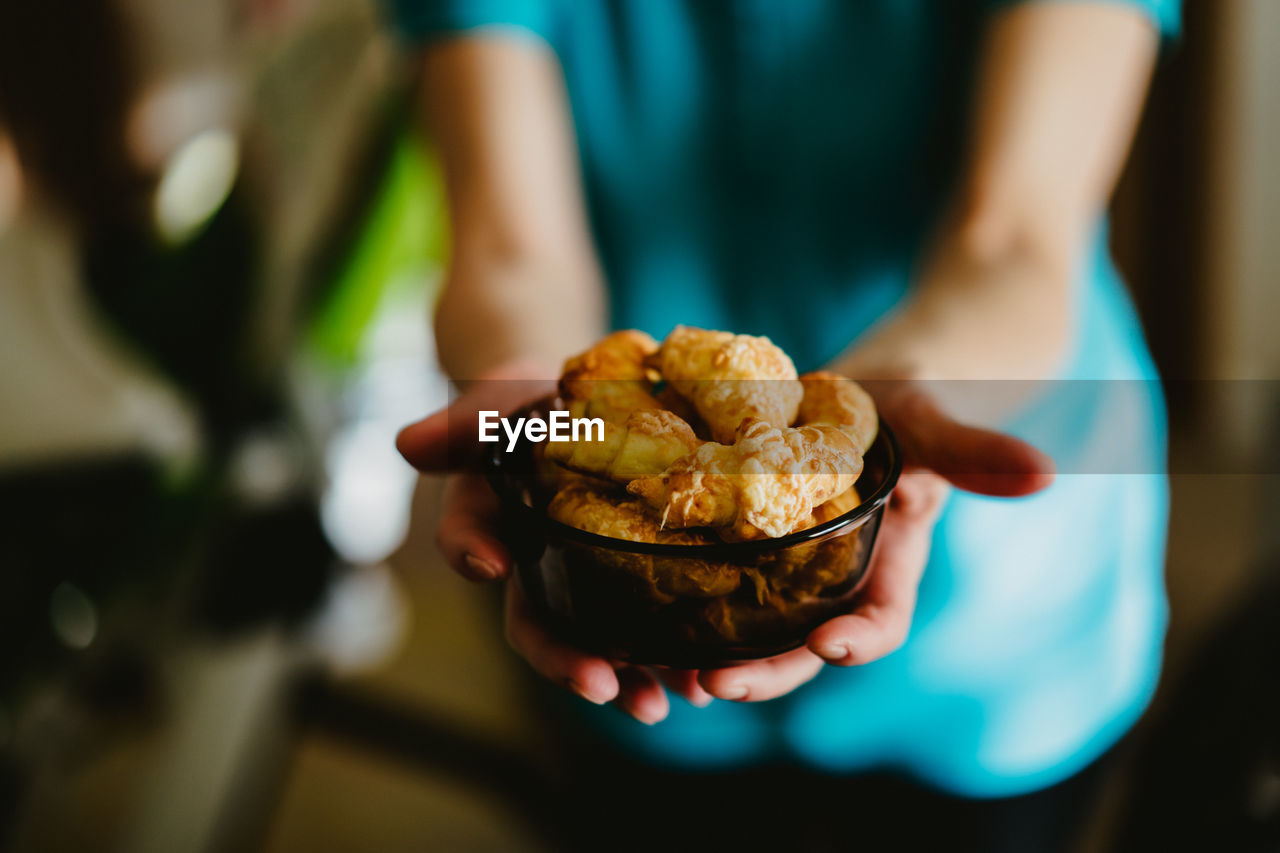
0, 0, 1277, 850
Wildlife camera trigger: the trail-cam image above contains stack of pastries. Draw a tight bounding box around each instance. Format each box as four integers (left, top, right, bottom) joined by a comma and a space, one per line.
543, 326, 878, 544
513, 327, 882, 644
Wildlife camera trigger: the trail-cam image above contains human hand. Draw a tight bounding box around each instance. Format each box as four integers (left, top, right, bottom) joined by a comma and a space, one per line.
398, 371, 1054, 720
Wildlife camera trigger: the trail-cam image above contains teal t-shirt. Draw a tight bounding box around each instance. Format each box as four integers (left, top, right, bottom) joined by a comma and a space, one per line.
388, 0, 1178, 796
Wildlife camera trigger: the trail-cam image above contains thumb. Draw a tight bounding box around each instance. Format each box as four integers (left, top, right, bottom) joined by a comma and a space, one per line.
395, 407, 457, 473
882, 389, 1055, 497
397, 361, 556, 473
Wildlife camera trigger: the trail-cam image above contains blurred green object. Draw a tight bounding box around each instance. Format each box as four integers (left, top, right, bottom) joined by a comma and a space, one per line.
307, 130, 448, 366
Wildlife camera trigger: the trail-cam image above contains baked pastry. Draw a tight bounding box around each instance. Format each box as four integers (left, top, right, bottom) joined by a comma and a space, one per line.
654, 385, 710, 439
510, 328, 895, 657
548, 479, 685, 543
797, 370, 878, 453
652, 325, 804, 443
626, 417, 864, 540
560, 330, 664, 422
546, 329, 874, 543
809, 485, 862, 526
547, 480, 739, 600
545, 408, 702, 483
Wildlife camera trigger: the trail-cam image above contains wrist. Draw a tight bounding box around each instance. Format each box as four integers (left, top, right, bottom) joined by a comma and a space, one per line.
476, 355, 560, 383
449, 353, 561, 391
828, 343, 931, 384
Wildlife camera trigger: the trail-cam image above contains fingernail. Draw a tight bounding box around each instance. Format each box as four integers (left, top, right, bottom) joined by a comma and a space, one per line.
567, 679, 607, 705
464, 553, 502, 581
628, 707, 664, 726
689, 693, 713, 708
717, 685, 748, 701
816, 644, 850, 663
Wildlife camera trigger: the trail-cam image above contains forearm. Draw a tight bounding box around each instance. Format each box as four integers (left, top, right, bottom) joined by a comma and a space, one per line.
836, 1, 1157, 385
835, 202, 1078, 382
434, 250, 605, 382
417, 36, 608, 384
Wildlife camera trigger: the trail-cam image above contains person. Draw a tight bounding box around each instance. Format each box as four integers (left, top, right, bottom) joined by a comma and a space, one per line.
392, 1, 1176, 848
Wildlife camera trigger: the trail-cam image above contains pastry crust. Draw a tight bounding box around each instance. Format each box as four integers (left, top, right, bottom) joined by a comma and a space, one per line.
809, 484, 862, 526
654, 385, 710, 439
547, 330, 876, 544
545, 408, 703, 483
627, 417, 864, 540
655, 325, 804, 443
797, 370, 879, 453
548, 479, 677, 543
559, 330, 663, 422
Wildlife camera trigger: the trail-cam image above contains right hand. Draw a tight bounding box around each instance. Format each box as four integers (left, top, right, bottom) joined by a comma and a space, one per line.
396, 359, 699, 724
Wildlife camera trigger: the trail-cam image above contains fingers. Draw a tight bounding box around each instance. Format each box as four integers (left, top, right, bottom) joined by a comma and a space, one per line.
396, 365, 556, 472
697, 648, 825, 702
807, 604, 914, 667
655, 668, 714, 708
504, 582, 671, 724
396, 407, 452, 473
436, 474, 511, 581
886, 469, 952, 525
504, 579, 620, 705
882, 388, 1055, 497
807, 473, 941, 665
613, 665, 671, 725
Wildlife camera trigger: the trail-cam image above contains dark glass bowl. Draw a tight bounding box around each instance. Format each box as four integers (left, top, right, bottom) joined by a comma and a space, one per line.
485, 399, 901, 668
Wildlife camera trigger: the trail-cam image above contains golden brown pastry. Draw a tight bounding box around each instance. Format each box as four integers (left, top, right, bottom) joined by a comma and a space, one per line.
626, 417, 864, 540
797, 370, 879, 453
655, 385, 711, 439
809, 485, 862, 526
753, 486, 865, 598
529, 441, 568, 495
654, 325, 804, 443
547, 481, 737, 600
559, 330, 663, 422
545, 408, 703, 483
548, 479, 671, 542
769, 531, 863, 600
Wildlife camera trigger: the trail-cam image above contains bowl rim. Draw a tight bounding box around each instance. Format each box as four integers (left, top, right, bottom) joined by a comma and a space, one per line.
486, 406, 903, 557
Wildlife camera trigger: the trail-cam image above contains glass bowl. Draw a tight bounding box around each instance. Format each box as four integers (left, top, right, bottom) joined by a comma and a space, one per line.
485, 398, 901, 668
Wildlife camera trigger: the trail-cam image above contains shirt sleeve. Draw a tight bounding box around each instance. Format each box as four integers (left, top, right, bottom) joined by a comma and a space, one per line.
988, 0, 1181, 40
379, 0, 557, 47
